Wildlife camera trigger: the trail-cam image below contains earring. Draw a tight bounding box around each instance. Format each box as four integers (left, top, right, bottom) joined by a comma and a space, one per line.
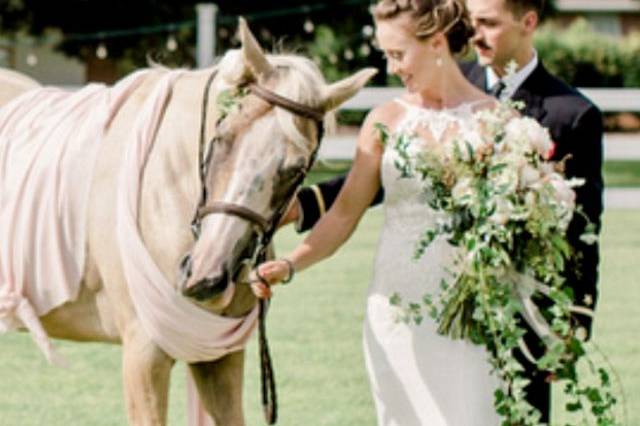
436, 56, 443, 67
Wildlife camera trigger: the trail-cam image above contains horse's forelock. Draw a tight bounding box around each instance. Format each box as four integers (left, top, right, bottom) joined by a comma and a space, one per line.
267, 54, 336, 149
212, 50, 336, 150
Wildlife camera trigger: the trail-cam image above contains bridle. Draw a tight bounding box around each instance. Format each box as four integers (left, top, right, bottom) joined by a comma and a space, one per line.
190, 71, 324, 262
190, 69, 325, 425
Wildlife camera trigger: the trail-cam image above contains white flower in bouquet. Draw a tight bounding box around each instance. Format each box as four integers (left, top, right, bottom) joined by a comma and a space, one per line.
547, 172, 577, 208
504, 116, 554, 157
451, 176, 475, 205
519, 163, 543, 189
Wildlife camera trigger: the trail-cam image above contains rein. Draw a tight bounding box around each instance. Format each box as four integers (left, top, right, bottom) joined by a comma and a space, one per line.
191, 69, 324, 425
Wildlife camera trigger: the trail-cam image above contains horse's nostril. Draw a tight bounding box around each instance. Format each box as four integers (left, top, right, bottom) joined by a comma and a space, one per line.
179, 255, 193, 280
182, 268, 229, 301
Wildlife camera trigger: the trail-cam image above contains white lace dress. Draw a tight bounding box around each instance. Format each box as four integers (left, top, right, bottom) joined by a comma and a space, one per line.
363, 99, 501, 426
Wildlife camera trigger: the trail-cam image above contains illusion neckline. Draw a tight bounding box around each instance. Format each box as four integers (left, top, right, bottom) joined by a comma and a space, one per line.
393, 97, 491, 115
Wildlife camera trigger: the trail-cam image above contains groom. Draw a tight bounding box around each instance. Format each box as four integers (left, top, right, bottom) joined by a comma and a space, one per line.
284, 0, 603, 421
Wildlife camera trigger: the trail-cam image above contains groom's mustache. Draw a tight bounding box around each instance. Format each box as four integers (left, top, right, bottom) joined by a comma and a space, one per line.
473, 40, 491, 51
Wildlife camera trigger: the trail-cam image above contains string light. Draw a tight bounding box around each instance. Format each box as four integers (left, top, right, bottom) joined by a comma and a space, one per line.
166, 34, 178, 52
259, 28, 271, 41
359, 43, 371, 57
96, 43, 108, 59
26, 52, 38, 67
303, 18, 315, 34
344, 48, 354, 61
362, 25, 374, 38
218, 27, 230, 39
328, 53, 338, 64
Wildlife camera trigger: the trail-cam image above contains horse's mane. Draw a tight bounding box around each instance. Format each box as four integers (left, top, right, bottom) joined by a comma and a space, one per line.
137, 50, 335, 151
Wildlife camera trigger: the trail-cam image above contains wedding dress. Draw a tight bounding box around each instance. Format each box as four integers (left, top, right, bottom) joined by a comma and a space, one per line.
363, 98, 501, 425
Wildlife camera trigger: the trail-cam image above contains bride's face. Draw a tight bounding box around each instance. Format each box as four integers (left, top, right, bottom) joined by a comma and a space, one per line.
375, 14, 438, 93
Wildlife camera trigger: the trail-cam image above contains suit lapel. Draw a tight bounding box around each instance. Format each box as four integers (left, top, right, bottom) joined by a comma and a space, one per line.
511, 63, 547, 123
464, 62, 487, 92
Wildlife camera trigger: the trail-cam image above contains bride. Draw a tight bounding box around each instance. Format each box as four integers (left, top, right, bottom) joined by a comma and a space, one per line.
253, 0, 503, 424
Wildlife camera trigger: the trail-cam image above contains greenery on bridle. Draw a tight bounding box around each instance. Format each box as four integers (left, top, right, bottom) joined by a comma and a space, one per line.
376, 100, 621, 425
216, 86, 250, 121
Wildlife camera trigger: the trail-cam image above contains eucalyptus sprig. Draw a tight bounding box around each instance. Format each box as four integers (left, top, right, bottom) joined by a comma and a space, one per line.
215, 86, 249, 121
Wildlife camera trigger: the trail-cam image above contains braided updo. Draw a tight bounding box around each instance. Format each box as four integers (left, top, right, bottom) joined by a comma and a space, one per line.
372, 0, 474, 55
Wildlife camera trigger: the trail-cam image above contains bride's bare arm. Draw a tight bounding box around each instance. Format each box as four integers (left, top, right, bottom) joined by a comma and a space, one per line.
252, 105, 396, 296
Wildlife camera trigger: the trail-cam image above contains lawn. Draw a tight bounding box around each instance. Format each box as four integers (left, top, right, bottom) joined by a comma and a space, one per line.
0, 209, 638, 425
604, 161, 640, 188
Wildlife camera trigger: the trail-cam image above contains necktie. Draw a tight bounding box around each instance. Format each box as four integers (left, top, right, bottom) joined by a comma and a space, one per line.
489, 80, 506, 99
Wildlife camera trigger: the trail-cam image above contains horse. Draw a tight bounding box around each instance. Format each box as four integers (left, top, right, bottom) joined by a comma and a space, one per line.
0, 18, 376, 425
0, 67, 40, 108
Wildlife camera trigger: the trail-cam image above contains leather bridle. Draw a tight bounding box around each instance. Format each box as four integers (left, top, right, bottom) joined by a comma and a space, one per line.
190, 71, 324, 254
190, 69, 325, 425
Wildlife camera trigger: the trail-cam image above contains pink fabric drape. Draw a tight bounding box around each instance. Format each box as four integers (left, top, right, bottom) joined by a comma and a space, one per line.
0, 71, 147, 363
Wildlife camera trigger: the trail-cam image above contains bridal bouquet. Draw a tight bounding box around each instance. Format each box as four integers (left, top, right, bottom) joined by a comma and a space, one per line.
380, 101, 620, 425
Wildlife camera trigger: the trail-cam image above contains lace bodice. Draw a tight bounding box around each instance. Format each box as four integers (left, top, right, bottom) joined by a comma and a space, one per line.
380, 99, 482, 233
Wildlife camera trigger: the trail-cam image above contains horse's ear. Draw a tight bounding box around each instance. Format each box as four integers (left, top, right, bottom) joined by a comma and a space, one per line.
238, 17, 274, 79
321, 68, 378, 112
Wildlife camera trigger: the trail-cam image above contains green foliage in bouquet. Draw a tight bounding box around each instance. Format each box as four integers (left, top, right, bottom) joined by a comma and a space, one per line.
380, 102, 620, 425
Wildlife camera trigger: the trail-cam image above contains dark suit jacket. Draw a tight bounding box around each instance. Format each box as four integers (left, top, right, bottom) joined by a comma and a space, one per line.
296, 61, 604, 420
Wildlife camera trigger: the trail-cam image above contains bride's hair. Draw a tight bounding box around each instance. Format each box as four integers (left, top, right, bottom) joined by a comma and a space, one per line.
372, 0, 474, 55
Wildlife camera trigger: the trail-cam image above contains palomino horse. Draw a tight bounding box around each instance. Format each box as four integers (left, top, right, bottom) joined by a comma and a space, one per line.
0, 19, 375, 425
0, 67, 40, 107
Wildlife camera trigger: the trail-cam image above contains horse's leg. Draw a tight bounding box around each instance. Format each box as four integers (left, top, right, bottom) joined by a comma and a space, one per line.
121, 324, 175, 426
189, 350, 246, 426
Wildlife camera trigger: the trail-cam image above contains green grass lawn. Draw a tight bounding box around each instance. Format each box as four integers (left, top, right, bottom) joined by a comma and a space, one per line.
604, 161, 640, 187
0, 209, 638, 425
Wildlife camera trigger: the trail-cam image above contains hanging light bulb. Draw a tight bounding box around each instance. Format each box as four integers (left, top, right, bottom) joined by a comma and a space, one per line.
26, 52, 38, 67
218, 27, 229, 39
166, 35, 178, 52
303, 18, 315, 34
344, 49, 355, 61
359, 43, 371, 57
362, 25, 374, 38
96, 43, 108, 59
260, 28, 271, 41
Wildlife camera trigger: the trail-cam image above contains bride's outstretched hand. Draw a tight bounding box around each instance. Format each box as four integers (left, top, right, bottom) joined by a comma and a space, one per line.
250, 259, 294, 299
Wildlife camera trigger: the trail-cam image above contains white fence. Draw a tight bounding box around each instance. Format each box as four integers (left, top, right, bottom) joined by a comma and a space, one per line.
319, 88, 640, 161
340, 87, 640, 113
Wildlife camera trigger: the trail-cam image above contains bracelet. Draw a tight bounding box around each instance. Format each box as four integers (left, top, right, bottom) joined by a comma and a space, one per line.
280, 258, 295, 284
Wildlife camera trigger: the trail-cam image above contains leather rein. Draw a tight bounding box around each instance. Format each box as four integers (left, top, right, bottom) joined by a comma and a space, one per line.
191, 69, 324, 425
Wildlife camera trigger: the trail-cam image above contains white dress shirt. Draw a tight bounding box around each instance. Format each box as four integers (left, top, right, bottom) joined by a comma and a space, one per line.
485, 50, 539, 100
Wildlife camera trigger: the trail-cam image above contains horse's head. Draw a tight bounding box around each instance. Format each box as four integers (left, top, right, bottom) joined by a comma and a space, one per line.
180, 18, 376, 301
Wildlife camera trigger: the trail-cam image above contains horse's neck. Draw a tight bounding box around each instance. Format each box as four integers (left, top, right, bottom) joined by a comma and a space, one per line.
137, 72, 203, 289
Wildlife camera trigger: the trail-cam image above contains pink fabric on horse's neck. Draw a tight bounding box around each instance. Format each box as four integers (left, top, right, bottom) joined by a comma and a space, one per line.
116, 70, 259, 363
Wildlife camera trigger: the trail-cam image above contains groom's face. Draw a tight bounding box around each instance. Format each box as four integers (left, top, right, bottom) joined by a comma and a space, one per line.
466, 0, 533, 74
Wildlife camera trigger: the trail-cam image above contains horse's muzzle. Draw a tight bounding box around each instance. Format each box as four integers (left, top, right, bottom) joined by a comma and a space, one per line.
182, 271, 229, 301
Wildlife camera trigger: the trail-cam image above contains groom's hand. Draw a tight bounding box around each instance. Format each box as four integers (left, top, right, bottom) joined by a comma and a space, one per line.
277, 198, 300, 228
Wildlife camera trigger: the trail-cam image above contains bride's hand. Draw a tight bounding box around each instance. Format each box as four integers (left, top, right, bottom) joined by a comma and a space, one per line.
250, 259, 294, 299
